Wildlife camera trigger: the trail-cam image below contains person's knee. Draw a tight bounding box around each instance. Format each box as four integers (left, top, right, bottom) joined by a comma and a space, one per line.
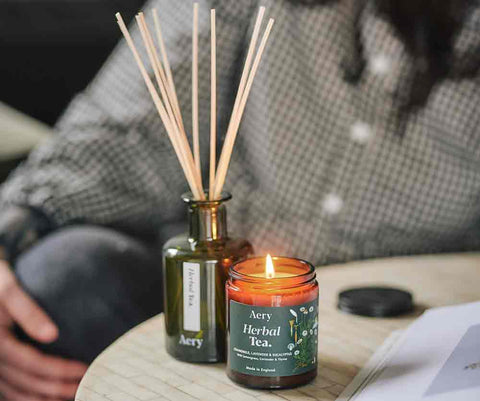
14, 225, 162, 362
15, 225, 160, 303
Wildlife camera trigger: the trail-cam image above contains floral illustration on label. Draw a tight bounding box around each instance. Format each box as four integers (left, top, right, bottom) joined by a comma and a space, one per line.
288, 306, 318, 371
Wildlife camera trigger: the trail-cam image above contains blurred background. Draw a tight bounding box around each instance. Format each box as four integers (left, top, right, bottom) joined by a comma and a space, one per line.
0, 0, 143, 183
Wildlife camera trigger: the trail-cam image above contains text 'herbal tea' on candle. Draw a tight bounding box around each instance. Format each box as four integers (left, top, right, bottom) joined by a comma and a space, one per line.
226, 256, 319, 389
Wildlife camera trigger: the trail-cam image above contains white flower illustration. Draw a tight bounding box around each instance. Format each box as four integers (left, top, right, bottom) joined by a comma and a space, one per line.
302, 330, 308, 337
297, 339, 303, 344
287, 343, 294, 351
290, 309, 298, 323
309, 306, 314, 312
300, 307, 306, 312
314, 328, 318, 335
310, 329, 313, 335
294, 350, 300, 356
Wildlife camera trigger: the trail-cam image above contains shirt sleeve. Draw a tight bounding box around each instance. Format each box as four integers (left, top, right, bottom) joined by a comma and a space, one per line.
0, 206, 51, 263
0, 0, 255, 240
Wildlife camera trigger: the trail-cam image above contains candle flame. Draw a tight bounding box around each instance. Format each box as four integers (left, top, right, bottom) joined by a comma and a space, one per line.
265, 254, 275, 278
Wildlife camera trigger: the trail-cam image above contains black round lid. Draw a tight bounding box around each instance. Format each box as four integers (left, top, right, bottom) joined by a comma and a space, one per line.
338, 286, 413, 317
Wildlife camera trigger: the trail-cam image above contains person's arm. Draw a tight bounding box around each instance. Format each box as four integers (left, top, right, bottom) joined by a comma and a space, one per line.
0, 0, 253, 244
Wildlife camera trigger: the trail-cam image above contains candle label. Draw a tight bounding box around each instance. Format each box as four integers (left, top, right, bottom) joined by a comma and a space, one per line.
229, 299, 318, 377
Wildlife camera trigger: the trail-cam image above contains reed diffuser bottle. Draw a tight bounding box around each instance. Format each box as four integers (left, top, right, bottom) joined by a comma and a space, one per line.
118, 1, 274, 363
162, 192, 253, 362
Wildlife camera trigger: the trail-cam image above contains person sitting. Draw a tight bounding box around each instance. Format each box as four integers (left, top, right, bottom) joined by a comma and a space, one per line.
1, 0, 479, 399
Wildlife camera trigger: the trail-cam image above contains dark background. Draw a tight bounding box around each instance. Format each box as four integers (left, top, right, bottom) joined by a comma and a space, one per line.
0, 0, 144, 182
1, 0, 144, 126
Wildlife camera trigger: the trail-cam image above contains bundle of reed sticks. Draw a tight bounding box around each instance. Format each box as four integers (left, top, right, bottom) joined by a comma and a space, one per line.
116, 4, 274, 200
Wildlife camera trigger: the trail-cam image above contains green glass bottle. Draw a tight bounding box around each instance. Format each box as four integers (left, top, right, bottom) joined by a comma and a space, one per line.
162, 192, 253, 362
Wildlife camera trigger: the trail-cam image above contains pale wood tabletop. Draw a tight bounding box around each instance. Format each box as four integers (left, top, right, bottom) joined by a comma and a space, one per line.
75, 253, 480, 401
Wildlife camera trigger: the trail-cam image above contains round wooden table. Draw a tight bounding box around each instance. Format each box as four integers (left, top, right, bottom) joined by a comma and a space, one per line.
75, 253, 480, 401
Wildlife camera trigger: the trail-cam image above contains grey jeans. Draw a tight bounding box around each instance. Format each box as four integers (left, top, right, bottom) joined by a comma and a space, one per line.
14, 226, 163, 363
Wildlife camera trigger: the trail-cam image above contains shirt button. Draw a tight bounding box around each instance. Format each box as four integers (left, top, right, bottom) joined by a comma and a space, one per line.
350, 121, 373, 144
369, 54, 391, 76
322, 193, 343, 215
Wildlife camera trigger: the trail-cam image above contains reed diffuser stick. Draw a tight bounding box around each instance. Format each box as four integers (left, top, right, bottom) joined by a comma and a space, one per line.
152, 9, 185, 133
192, 3, 202, 183
227, 7, 265, 128
139, 12, 204, 199
135, 14, 200, 199
137, 13, 177, 121
136, 15, 174, 126
117, 6, 274, 201
236, 19, 275, 129
209, 9, 216, 200
116, 13, 204, 200
213, 11, 272, 198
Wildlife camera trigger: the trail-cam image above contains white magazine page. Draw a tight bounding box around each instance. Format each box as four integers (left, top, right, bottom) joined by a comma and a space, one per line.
353, 302, 480, 401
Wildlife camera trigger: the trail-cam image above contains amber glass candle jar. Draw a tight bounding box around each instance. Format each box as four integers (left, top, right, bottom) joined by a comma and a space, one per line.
226, 256, 319, 389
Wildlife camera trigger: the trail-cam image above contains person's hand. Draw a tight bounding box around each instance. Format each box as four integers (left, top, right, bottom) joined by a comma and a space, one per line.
0, 258, 88, 400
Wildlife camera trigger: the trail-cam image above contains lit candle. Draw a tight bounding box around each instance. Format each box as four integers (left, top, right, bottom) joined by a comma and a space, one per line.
249, 255, 294, 279
226, 255, 319, 389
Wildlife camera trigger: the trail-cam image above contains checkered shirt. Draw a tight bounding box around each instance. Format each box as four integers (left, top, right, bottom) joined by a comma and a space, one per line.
2, 0, 480, 265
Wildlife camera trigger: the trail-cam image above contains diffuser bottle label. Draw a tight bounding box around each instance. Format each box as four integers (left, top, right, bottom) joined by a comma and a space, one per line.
183, 262, 201, 332
229, 299, 318, 377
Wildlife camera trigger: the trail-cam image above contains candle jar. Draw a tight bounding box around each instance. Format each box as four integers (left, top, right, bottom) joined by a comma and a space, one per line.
162, 192, 253, 363
226, 257, 319, 389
